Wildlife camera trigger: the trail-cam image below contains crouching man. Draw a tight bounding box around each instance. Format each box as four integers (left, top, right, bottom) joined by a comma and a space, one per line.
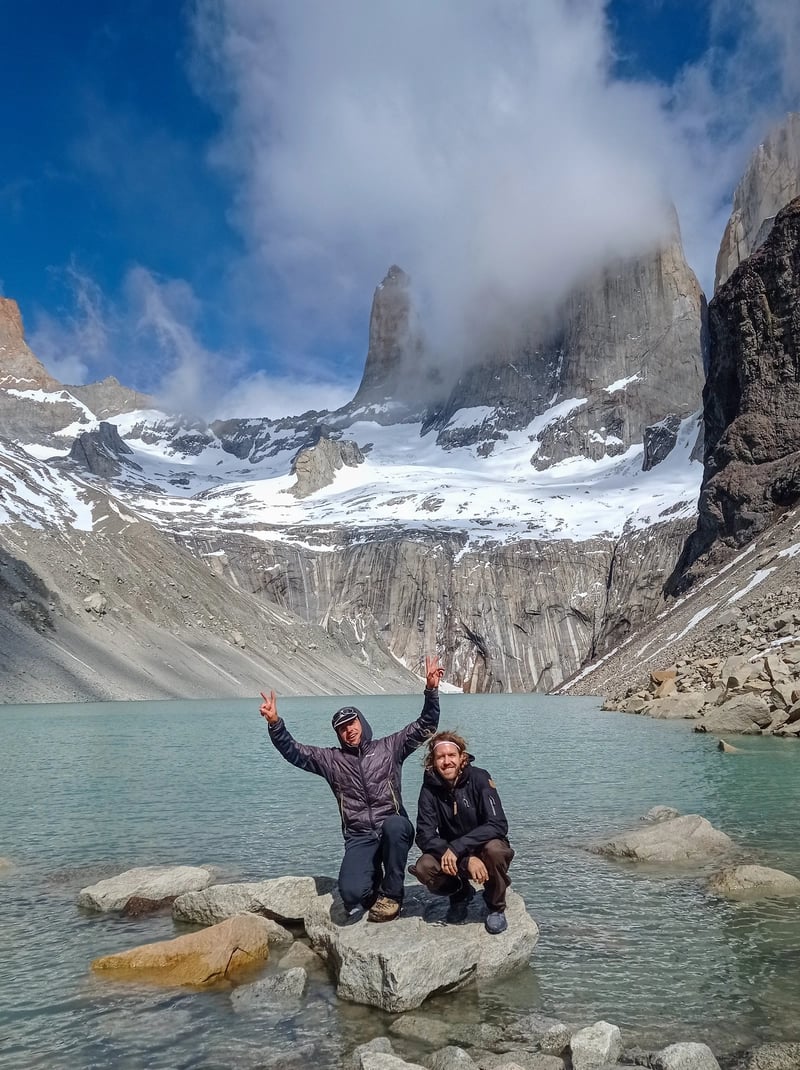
410, 731, 514, 934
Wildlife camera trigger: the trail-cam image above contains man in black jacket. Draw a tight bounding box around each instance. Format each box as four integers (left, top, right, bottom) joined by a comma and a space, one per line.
259, 655, 443, 923
411, 730, 514, 934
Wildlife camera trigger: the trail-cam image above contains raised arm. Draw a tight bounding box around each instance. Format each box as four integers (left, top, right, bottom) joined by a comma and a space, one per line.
394, 655, 444, 760
259, 690, 329, 778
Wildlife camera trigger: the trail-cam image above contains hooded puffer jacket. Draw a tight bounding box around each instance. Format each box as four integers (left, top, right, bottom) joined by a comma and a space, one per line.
268, 689, 439, 839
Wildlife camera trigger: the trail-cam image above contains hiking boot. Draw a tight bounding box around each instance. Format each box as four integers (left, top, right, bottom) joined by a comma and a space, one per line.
367, 895, 401, 923
445, 883, 474, 924
485, 910, 508, 935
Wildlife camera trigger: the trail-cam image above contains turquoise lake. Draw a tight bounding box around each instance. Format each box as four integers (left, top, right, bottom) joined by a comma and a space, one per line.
1, 693, 799, 1068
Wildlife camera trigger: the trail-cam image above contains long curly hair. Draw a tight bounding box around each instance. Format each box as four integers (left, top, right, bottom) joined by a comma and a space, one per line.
423, 730, 469, 772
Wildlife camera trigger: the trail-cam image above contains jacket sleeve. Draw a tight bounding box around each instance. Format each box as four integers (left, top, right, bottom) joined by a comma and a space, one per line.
448, 770, 509, 857
392, 688, 441, 762
414, 782, 449, 858
267, 718, 332, 780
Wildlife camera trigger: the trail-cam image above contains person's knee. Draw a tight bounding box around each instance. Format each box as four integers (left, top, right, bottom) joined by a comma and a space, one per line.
482, 839, 514, 865
413, 852, 440, 884
338, 857, 375, 907
382, 814, 414, 844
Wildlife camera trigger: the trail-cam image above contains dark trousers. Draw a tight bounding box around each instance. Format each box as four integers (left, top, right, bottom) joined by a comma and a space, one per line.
413, 838, 515, 911
337, 814, 415, 910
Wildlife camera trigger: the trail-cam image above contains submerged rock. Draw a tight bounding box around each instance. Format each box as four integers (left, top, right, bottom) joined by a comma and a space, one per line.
230, 966, 307, 1011
78, 865, 213, 912
707, 864, 800, 900
590, 814, 733, 864
91, 912, 271, 987
304, 885, 538, 1012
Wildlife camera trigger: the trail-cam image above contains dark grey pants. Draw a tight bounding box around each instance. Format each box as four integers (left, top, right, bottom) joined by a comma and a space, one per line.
412, 838, 515, 911
337, 814, 415, 909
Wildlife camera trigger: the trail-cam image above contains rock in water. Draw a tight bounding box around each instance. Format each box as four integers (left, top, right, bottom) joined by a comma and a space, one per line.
173, 875, 336, 926
707, 865, 800, 900
591, 814, 733, 863
78, 865, 214, 912
91, 913, 272, 987
303, 885, 538, 1012
652, 1042, 721, 1070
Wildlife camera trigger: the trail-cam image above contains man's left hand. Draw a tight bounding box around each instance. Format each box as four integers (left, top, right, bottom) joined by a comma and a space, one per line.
466, 856, 489, 883
425, 654, 445, 690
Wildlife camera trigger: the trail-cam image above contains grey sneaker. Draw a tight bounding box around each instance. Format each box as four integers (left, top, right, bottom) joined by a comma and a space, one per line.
485, 910, 508, 935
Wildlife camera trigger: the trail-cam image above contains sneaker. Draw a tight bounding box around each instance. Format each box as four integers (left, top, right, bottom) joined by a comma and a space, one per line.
445, 883, 475, 924
485, 910, 508, 935
367, 895, 401, 923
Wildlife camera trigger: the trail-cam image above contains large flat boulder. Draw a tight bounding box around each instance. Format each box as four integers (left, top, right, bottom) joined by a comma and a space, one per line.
304, 885, 538, 1012
172, 874, 335, 926
707, 865, 800, 900
78, 865, 214, 912
91, 912, 271, 987
590, 815, 733, 864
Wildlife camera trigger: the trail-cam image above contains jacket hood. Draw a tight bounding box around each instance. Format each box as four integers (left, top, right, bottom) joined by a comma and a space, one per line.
423, 751, 475, 790
336, 711, 374, 752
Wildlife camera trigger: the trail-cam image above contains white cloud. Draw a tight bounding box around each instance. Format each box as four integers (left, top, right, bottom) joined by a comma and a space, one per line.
27, 263, 353, 419
191, 0, 800, 364
28, 264, 109, 384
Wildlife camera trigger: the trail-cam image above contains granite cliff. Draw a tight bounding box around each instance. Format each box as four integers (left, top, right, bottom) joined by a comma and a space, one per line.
3, 115, 799, 701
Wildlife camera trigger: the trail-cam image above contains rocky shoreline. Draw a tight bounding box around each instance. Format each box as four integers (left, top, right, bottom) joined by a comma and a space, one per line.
50, 805, 800, 1070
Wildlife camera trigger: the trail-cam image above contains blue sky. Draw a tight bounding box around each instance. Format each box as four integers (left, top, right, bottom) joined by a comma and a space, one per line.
1, 1, 798, 418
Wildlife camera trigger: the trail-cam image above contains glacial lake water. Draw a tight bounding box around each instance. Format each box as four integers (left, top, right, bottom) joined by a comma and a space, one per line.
1, 693, 799, 1069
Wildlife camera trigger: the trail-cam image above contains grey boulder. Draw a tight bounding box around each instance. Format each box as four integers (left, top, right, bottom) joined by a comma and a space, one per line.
591, 815, 733, 863
230, 966, 307, 1012
707, 865, 800, 900
78, 865, 213, 912
304, 885, 538, 1012
570, 1021, 622, 1069
652, 1042, 721, 1070
172, 874, 335, 925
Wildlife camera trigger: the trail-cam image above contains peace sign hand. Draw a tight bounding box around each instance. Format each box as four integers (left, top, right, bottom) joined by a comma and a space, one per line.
425, 655, 445, 690
259, 690, 279, 725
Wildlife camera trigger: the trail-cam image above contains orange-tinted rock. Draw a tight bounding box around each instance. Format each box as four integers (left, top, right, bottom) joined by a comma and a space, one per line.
91, 913, 271, 987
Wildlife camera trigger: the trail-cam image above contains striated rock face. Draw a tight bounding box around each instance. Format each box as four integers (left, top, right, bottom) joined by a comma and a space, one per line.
715, 112, 800, 291
207, 518, 691, 694
670, 196, 800, 591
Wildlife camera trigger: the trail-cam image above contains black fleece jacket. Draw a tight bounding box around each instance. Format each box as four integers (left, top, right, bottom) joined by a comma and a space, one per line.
415, 757, 509, 859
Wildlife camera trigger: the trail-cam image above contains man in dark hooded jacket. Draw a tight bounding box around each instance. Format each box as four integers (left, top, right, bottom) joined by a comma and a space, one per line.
410, 730, 514, 934
259, 655, 443, 922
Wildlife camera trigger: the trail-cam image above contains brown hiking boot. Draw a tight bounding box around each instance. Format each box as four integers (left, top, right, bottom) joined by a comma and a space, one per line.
367, 895, 401, 922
